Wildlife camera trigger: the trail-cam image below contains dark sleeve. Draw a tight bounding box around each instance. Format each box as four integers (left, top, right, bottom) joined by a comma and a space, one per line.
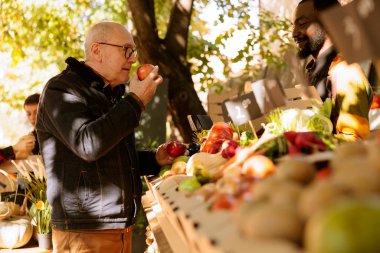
0, 146, 15, 165
39, 80, 143, 162
138, 150, 160, 176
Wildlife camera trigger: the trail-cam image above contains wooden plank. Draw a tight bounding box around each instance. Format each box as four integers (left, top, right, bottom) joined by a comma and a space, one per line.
283, 100, 314, 110
207, 103, 223, 115
142, 194, 174, 253
284, 86, 322, 102
209, 114, 225, 123
207, 92, 238, 104
0, 240, 52, 253
156, 213, 191, 253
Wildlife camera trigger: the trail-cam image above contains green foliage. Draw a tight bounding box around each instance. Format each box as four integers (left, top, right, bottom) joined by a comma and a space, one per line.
0, 0, 297, 137
0, 0, 128, 67
154, 0, 172, 38
187, 1, 296, 93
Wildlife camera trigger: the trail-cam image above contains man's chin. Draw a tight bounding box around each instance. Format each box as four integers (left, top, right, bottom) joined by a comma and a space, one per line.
297, 48, 311, 59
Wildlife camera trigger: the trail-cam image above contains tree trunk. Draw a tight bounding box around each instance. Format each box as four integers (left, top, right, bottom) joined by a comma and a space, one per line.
126, 0, 207, 142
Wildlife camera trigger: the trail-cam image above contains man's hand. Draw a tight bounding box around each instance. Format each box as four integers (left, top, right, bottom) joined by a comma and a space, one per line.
13, 134, 35, 159
155, 143, 175, 166
129, 65, 163, 106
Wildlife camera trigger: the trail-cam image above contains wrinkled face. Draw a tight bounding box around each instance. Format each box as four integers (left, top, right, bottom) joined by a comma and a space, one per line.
292, 1, 326, 59
24, 104, 38, 127
98, 26, 137, 86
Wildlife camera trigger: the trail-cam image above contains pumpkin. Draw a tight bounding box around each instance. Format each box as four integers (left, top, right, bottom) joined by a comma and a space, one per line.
0, 202, 20, 217
0, 216, 33, 249
0, 203, 11, 220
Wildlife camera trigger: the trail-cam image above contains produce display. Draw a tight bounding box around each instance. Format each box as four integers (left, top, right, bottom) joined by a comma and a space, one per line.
145, 104, 380, 253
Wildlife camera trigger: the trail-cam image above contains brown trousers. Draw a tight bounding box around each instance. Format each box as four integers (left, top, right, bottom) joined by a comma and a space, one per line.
52, 227, 132, 253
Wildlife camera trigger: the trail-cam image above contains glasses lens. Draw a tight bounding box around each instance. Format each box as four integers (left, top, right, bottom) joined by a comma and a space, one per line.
125, 48, 136, 59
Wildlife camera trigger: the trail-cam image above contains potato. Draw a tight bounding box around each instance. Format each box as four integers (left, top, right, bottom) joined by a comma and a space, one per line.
269, 181, 303, 206
330, 141, 367, 170
332, 157, 380, 194
367, 140, 380, 173
241, 203, 304, 244
298, 180, 350, 220
276, 158, 316, 184
251, 175, 279, 201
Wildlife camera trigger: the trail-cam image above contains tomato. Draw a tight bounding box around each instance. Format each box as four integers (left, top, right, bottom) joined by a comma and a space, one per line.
200, 139, 223, 154
315, 168, 331, 181
207, 122, 234, 141
210, 194, 236, 211
371, 94, 380, 109
200, 122, 234, 154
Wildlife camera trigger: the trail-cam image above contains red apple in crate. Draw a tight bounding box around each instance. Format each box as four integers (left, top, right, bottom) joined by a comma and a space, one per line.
137, 64, 154, 81
167, 141, 187, 157
221, 140, 239, 159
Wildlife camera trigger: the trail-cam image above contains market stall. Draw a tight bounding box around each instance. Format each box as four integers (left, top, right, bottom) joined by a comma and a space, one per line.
143, 119, 380, 252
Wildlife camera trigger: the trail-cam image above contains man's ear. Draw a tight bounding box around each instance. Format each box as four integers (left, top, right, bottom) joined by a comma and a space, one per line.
91, 43, 102, 61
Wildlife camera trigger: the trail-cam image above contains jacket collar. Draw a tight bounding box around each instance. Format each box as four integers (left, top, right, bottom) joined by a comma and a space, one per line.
65, 57, 126, 102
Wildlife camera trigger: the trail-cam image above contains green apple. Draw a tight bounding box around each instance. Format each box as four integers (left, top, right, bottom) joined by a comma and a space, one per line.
178, 177, 201, 193
159, 165, 172, 177
173, 155, 190, 163
193, 166, 211, 185
305, 198, 380, 253
171, 156, 189, 174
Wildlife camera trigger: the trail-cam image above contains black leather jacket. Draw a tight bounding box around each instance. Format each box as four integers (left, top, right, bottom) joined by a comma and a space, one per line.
36, 57, 160, 230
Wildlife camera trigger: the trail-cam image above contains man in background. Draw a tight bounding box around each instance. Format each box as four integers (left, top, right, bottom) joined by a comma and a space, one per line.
0, 94, 39, 164
293, 0, 372, 141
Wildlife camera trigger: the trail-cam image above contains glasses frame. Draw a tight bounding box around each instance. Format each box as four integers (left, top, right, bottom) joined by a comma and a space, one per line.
97, 42, 137, 59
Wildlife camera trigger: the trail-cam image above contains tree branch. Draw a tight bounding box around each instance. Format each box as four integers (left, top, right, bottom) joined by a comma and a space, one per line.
126, 0, 158, 44
164, 0, 193, 64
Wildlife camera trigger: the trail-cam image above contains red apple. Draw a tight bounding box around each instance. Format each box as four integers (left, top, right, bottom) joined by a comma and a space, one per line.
167, 141, 187, 157
137, 64, 154, 81
221, 140, 239, 159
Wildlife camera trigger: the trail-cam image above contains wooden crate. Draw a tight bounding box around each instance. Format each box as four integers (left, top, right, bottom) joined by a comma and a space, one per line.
283, 85, 322, 109
207, 92, 239, 123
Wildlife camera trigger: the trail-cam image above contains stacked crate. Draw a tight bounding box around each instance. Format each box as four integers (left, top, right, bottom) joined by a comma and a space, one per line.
207, 91, 239, 123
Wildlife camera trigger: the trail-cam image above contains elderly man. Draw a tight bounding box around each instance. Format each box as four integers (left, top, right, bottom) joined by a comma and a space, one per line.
36, 22, 172, 252
293, 0, 372, 141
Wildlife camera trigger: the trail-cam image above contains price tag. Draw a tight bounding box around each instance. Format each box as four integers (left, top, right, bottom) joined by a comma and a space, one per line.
222, 93, 262, 126
320, 0, 380, 64
250, 80, 273, 114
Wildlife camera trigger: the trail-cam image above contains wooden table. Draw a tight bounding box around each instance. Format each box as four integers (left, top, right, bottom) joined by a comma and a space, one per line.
0, 239, 52, 253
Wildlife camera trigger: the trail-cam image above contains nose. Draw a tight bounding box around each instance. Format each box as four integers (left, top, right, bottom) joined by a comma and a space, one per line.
128, 53, 137, 64
292, 25, 300, 41
31, 113, 37, 125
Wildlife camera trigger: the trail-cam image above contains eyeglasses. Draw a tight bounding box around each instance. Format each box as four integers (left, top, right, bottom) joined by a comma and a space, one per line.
97, 42, 137, 59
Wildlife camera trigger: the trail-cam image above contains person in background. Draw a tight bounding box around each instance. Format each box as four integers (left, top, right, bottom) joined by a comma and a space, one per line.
23, 93, 40, 154
36, 21, 173, 253
0, 94, 39, 164
0, 136, 35, 165
292, 0, 372, 141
